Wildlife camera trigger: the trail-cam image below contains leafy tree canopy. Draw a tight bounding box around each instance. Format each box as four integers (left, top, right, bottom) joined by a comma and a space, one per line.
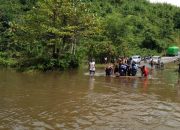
0, 0, 180, 70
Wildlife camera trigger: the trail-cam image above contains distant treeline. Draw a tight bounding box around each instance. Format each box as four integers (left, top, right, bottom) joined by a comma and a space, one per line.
0, 0, 180, 71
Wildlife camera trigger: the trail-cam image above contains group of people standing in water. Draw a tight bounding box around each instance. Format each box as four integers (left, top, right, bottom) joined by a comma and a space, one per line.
89, 57, 149, 78
105, 57, 149, 77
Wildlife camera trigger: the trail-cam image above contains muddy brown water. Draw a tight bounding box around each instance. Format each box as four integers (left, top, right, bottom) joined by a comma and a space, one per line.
0, 64, 180, 130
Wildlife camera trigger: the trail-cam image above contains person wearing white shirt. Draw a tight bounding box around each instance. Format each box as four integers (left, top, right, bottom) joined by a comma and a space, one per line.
89, 59, 95, 77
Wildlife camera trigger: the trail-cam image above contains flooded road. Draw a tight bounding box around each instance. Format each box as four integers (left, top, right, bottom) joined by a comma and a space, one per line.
0, 64, 180, 130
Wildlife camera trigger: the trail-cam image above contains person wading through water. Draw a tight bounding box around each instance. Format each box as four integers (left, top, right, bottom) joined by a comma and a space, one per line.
105, 63, 113, 76
89, 59, 95, 77
140, 65, 149, 77
131, 62, 138, 76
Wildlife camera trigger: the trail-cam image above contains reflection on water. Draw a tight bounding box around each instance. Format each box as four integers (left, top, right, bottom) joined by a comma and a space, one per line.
142, 78, 148, 94
0, 64, 180, 130
88, 77, 95, 90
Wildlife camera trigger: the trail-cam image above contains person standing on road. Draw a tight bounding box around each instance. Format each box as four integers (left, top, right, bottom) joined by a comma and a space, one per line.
104, 57, 107, 64
150, 59, 154, 69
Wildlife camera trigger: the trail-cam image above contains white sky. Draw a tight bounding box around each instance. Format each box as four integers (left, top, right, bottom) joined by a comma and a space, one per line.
149, 0, 180, 7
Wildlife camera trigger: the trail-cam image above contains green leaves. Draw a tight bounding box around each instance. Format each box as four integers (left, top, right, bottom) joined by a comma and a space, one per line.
4, 0, 101, 70
0, 0, 180, 70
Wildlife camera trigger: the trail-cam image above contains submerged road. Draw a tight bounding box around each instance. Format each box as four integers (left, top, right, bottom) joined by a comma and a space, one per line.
141, 56, 180, 68
161, 56, 180, 64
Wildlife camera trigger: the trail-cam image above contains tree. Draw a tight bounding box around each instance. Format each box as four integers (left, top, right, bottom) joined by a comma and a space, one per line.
12, 0, 100, 70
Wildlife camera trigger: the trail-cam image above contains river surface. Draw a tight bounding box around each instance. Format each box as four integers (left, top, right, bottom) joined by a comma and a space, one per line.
0, 64, 180, 130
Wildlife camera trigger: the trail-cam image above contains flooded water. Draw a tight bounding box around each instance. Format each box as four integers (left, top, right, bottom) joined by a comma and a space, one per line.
0, 64, 180, 130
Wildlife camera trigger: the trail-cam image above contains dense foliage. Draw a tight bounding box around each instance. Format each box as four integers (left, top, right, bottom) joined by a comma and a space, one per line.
0, 0, 180, 70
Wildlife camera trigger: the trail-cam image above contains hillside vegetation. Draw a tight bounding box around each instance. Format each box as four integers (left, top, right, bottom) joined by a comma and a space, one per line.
0, 0, 180, 70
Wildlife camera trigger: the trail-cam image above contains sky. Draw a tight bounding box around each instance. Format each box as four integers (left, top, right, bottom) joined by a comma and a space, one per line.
149, 0, 180, 7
